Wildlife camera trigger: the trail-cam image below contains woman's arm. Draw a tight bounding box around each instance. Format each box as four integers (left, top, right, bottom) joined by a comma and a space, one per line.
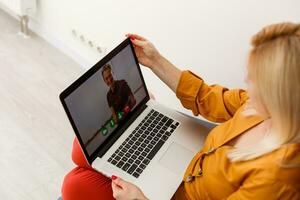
149, 56, 182, 93
127, 34, 248, 122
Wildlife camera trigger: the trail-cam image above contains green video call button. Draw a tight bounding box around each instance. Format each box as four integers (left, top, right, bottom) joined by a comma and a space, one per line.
101, 127, 108, 136
110, 119, 115, 128
117, 112, 123, 120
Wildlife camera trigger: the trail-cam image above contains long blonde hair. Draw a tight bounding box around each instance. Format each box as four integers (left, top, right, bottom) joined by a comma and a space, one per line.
228, 22, 300, 162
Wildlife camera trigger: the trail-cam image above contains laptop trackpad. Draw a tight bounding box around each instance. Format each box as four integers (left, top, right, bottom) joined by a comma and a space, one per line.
159, 142, 194, 175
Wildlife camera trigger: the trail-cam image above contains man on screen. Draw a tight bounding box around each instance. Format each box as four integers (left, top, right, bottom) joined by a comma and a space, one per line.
102, 64, 136, 124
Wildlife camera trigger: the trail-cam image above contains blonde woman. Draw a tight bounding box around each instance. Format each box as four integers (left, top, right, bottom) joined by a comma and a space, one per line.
62, 22, 300, 200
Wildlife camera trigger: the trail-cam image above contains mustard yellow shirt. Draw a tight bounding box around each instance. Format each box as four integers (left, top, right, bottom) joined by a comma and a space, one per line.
172, 71, 300, 200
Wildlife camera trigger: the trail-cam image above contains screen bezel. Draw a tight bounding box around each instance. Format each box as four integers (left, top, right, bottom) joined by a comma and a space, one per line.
59, 38, 150, 164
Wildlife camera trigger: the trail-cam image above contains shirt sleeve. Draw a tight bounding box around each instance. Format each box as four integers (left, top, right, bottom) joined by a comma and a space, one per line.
176, 71, 248, 123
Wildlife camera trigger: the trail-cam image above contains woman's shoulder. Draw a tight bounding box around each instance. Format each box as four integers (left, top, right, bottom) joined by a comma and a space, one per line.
275, 143, 300, 186
243, 143, 300, 190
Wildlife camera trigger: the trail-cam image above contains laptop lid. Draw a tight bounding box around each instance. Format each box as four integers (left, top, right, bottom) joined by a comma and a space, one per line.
60, 38, 150, 165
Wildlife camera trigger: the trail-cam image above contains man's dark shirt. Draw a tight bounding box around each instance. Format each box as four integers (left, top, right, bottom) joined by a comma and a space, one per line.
107, 80, 133, 113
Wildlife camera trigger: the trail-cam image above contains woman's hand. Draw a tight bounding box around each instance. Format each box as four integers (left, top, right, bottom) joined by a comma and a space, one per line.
111, 175, 148, 200
126, 33, 163, 70
126, 33, 182, 93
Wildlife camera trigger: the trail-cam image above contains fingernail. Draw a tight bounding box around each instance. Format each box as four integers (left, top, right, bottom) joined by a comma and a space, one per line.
131, 38, 135, 41
111, 175, 118, 180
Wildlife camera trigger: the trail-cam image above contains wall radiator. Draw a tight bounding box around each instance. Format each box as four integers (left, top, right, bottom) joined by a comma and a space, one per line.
0, 0, 36, 37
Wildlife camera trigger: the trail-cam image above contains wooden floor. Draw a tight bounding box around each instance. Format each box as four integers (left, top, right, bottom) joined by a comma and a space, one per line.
0, 9, 84, 199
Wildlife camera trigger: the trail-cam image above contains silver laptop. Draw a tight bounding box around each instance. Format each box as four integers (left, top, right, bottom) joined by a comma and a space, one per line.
60, 38, 209, 200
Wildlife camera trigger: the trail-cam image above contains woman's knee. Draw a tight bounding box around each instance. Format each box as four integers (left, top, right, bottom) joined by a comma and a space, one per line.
62, 167, 114, 200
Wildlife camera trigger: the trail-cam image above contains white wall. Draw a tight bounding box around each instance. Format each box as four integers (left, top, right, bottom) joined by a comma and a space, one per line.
15, 0, 300, 115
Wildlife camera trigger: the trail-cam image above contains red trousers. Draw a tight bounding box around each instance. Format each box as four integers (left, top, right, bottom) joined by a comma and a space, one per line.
61, 139, 115, 200
61, 139, 186, 200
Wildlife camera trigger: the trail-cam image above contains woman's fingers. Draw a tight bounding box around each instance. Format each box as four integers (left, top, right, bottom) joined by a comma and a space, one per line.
112, 176, 126, 188
131, 38, 147, 47
126, 33, 146, 41
111, 182, 122, 199
111, 176, 124, 199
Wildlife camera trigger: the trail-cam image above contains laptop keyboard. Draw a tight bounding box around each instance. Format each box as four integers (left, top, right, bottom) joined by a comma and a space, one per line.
107, 109, 180, 178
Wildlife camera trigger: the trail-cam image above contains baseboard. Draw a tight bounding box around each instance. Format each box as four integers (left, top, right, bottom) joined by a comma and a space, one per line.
0, 4, 91, 69
28, 18, 92, 68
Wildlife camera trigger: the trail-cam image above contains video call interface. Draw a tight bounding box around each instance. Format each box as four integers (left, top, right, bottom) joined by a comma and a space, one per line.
65, 45, 147, 155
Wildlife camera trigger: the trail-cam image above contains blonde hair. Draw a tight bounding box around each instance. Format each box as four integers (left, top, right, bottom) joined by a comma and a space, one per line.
228, 22, 300, 162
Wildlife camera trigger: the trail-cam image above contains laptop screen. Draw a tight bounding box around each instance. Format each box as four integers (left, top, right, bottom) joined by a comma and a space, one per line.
60, 39, 149, 162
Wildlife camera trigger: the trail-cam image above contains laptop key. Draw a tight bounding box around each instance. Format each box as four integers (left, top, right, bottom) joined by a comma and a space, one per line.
128, 149, 134, 154
135, 141, 141, 146
111, 160, 118, 165
121, 157, 128, 162
133, 172, 140, 178
171, 124, 177, 129
142, 158, 150, 165
122, 163, 131, 171
159, 129, 165, 134
117, 161, 124, 168
128, 164, 137, 174
134, 160, 141, 165
136, 168, 143, 174
138, 155, 144, 161
150, 133, 155, 137
125, 153, 131, 157
141, 152, 147, 157
138, 147, 143, 152
121, 147, 128, 153
147, 140, 165, 160
115, 156, 121, 161
141, 143, 146, 148
162, 116, 168, 122
162, 135, 169, 141
165, 119, 174, 127
140, 163, 146, 169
